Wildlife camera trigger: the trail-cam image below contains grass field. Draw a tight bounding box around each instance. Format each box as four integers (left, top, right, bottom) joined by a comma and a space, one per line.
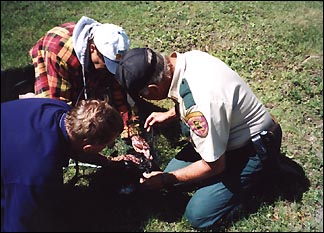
1, 1, 323, 232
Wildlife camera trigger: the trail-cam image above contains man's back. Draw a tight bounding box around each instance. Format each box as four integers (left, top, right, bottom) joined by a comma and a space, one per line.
1, 98, 71, 186
29, 22, 84, 104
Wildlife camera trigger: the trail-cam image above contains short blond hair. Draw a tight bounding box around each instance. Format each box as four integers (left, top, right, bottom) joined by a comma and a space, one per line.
65, 98, 123, 145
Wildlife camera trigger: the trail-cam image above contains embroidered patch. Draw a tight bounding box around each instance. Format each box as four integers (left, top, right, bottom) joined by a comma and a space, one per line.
185, 111, 208, 138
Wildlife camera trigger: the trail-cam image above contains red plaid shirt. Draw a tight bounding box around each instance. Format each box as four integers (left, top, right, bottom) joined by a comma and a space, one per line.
29, 22, 138, 136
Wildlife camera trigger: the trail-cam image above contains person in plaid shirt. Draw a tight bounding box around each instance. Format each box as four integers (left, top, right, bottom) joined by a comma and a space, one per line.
28, 16, 150, 158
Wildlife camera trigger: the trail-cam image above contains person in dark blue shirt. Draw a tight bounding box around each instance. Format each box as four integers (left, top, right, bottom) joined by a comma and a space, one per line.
1, 97, 125, 232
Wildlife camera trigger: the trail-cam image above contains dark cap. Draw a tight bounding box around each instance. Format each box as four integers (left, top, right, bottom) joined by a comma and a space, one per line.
115, 48, 157, 99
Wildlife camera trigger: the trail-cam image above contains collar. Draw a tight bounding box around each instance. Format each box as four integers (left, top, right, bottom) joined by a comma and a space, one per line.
167, 51, 186, 101
59, 113, 70, 143
84, 44, 96, 73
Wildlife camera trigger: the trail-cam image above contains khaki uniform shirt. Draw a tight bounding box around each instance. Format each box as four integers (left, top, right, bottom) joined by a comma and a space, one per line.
168, 50, 274, 162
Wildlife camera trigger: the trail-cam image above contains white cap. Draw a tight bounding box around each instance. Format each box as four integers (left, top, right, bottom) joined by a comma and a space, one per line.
93, 24, 130, 74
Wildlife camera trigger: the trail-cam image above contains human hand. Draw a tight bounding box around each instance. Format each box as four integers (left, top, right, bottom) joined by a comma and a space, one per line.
144, 112, 171, 132
139, 171, 164, 190
131, 135, 152, 160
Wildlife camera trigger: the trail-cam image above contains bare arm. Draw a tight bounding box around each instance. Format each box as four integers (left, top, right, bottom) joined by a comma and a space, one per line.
141, 153, 226, 189
172, 155, 225, 183
144, 107, 178, 132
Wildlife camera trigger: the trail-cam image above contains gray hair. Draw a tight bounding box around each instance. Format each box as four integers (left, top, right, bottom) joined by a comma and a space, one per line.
146, 50, 171, 85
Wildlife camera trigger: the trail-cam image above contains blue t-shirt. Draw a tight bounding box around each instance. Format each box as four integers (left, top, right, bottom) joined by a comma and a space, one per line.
1, 98, 71, 186
1, 98, 72, 231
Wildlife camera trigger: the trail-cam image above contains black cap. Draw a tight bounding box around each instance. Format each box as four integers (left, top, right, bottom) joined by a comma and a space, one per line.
115, 48, 157, 99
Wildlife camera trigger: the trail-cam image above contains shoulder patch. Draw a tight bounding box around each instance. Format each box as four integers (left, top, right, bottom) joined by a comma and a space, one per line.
185, 111, 208, 138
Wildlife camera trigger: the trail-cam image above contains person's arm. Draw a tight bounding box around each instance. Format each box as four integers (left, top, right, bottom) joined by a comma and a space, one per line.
140, 154, 226, 190
72, 152, 142, 168
144, 107, 178, 132
106, 77, 141, 140
107, 78, 154, 158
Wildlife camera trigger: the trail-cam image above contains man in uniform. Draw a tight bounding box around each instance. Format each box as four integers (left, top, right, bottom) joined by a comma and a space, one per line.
114, 48, 283, 229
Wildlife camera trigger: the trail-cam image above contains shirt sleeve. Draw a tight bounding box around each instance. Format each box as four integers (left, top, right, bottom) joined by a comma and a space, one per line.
188, 101, 231, 162
29, 23, 80, 105
101, 76, 141, 139
36, 51, 73, 102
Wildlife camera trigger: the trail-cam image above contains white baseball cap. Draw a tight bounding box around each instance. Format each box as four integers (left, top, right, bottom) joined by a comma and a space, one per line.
93, 23, 130, 74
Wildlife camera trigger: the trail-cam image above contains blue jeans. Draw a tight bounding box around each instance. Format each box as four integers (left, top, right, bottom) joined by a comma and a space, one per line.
164, 143, 266, 229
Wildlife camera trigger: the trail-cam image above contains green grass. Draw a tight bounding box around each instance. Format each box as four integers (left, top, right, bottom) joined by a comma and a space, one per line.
1, 1, 323, 232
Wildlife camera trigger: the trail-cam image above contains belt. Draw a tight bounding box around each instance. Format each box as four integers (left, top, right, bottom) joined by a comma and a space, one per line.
226, 121, 281, 158
225, 140, 256, 158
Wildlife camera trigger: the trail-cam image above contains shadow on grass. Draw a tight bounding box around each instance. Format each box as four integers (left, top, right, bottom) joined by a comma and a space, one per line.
1, 65, 35, 103
51, 176, 188, 232
32, 99, 310, 232
33, 154, 310, 232
26, 100, 186, 232
60, 100, 188, 232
